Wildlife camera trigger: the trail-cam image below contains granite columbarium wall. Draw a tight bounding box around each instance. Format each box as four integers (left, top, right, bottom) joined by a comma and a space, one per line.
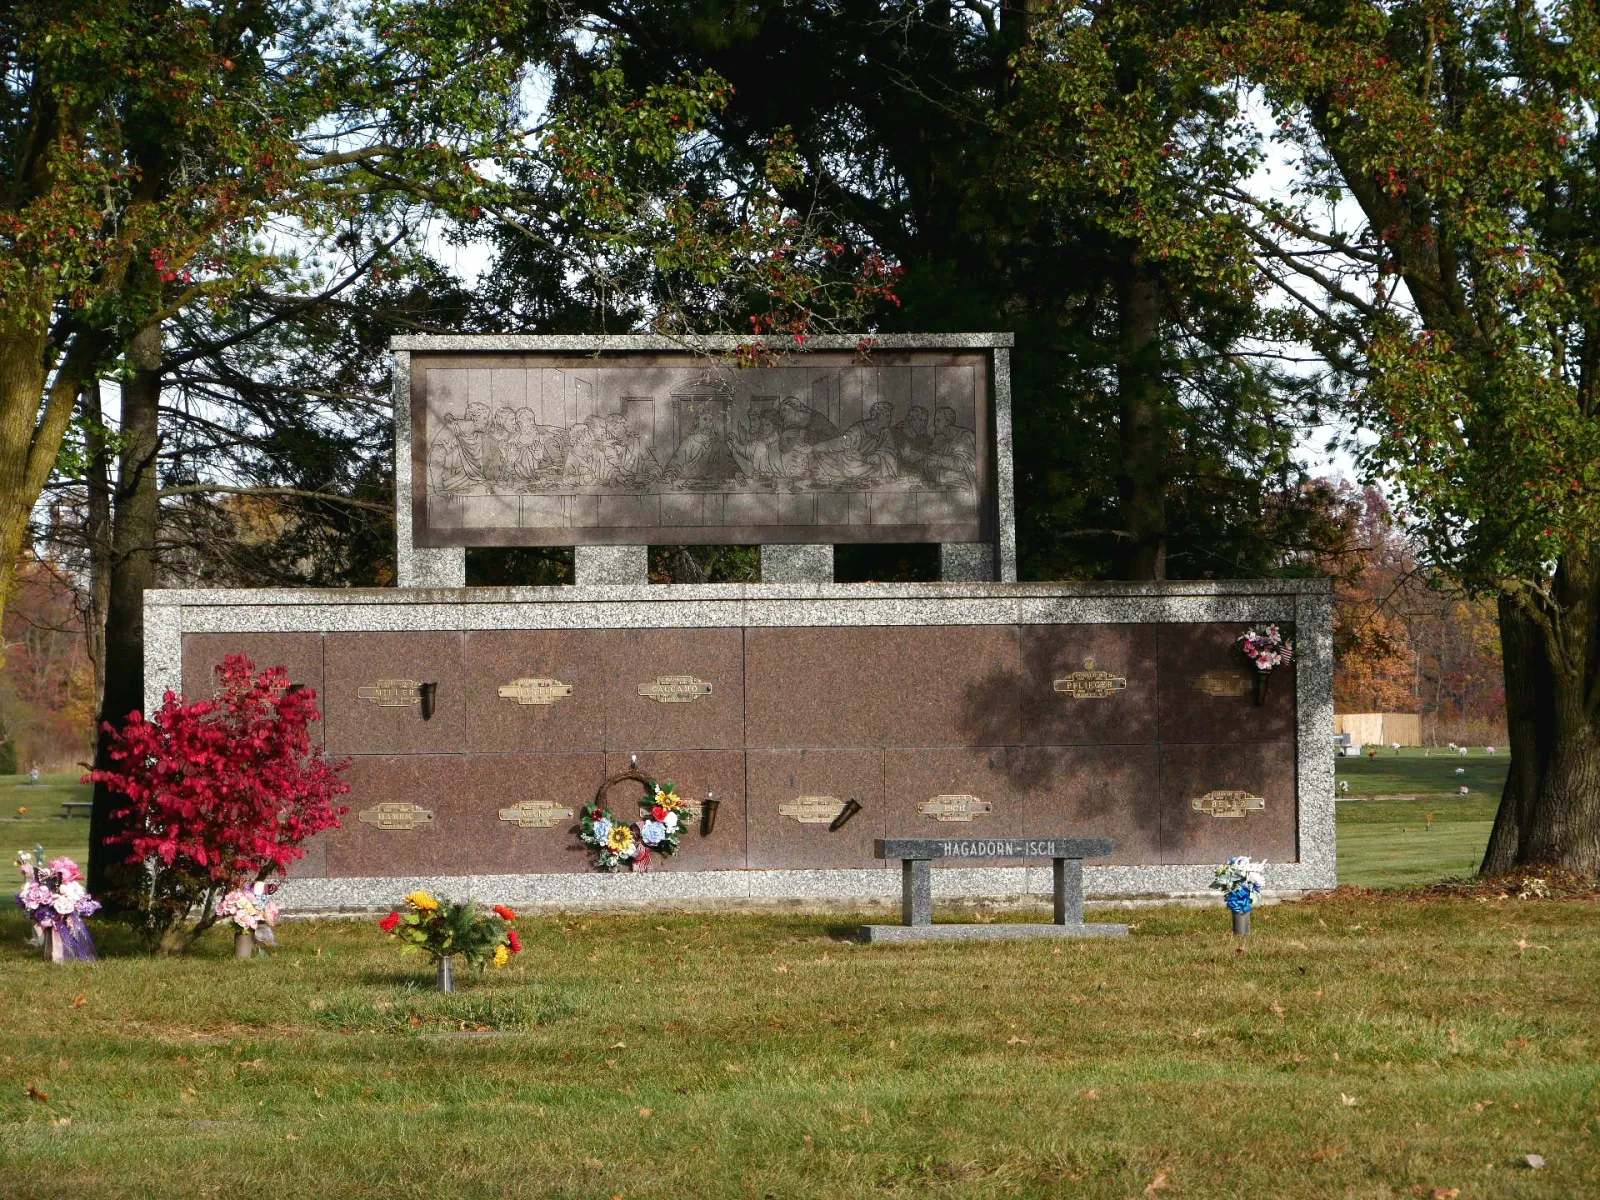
145, 333, 1333, 911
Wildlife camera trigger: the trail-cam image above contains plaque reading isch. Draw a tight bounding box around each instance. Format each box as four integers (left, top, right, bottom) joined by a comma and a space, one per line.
358, 802, 436, 830
1053, 657, 1128, 699
498, 677, 573, 705
778, 795, 848, 824
918, 794, 992, 822
1191, 790, 1267, 818
1190, 669, 1250, 699
498, 799, 575, 828
358, 679, 423, 706
410, 349, 993, 547
638, 676, 714, 703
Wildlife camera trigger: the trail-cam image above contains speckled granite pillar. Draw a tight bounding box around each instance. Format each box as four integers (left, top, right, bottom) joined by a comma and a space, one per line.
392, 349, 466, 588
761, 544, 834, 583
575, 544, 648, 584
901, 859, 932, 925
940, 543, 997, 582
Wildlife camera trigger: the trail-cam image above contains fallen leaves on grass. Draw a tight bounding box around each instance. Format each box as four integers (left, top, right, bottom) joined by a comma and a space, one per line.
638, 1107, 652, 1118
25, 1084, 49, 1103
1005, 1036, 1030, 1045
1522, 1154, 1546, 1170
1430, 1188, 1460, 1199
1339, 1093, 1359, 1108
1143, 1167, 1172, 1195
72, 996, 86, 1008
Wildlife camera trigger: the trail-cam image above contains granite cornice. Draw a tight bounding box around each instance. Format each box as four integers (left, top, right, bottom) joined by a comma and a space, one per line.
391, 332, 1016, 352
146, 576, 1331, 610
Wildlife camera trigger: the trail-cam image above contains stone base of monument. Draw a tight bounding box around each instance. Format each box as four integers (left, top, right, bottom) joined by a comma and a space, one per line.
858, 837, 1131, 944
858, 921, 1129, 943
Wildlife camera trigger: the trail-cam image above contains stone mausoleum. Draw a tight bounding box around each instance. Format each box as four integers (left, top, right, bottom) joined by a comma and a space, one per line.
144, 334, 1334, 911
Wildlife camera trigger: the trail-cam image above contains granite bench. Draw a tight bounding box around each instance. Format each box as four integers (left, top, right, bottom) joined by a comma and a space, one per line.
858, 837, 1130, 943
61, 802, 92, 819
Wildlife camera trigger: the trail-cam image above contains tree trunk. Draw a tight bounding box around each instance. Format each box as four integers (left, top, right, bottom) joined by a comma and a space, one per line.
1480, 595, 1550, 874
1482, 558, 1600, 878
88, 323, 164, 900
82, 378, 112, 709
0, 329, 91, 623
1114, 257, 1167, 580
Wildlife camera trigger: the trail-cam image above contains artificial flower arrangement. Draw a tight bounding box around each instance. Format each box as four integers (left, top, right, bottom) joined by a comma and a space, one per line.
1212, 856, 1266, 915
1238, 625, 1294, 671
218, 881, 280, 954
15, 847, 99, 961
579, 774, 694, 872
378, 891, 520, 985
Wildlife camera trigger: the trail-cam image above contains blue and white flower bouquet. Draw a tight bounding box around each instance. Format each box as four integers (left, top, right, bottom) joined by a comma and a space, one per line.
1212, 856, 1266, 914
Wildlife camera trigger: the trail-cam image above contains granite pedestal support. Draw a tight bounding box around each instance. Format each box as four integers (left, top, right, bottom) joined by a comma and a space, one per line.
761, 544, 834, 583
393, 348, 468, 588
940, 543, 998, 582
575, 544, 648, 584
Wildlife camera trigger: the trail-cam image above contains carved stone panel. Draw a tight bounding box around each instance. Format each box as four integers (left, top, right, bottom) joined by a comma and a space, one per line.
604, 750, 748, 872
410, 350, 993, 546
464, 631, 606, 754
884, 748, 1025, 866
1156, 624, 1296, 744
325, 755, 468, 878
1018, 625, 1157, 746
745, 625, 1021, 748
323, 632, 466, 755
1017, 745, 1161, 865
601, 628, 745, 751
182, 633, 327, 748
1158, 743, 1297, 864
746, 748, 886, 870
462, 754, 606, 875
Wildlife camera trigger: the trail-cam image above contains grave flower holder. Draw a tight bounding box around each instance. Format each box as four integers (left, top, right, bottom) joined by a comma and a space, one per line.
1251, 670, 1271, 707
437, 955, 455, 992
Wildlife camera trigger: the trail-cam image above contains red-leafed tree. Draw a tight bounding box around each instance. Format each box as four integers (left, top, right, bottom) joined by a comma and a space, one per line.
87, 654, 348, 950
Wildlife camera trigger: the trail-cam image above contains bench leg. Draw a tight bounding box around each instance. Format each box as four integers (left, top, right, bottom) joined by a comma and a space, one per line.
901, 859, 932, 926
1052, 858, 1083, 925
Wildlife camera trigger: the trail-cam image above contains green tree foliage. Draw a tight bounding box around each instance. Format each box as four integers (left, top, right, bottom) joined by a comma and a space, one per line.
513, 0, 1341, 580
1219, 0, 1600, 872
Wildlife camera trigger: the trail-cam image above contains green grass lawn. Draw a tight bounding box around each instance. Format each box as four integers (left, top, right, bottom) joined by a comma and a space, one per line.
2, 898, 1596, 1199
1335, 746, 1510, 798
4, 766, 1505, 896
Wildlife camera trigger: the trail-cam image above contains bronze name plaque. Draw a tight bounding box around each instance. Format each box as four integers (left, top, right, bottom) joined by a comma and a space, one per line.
410, 349, 994, 547
498, 799, 575, 828
1053, 657, 1128, 699
638, 675, 714, 703
358, 801, 436, 830
779, 795, 848, 824
1190, 669, 1250, 699
1192, 790, 1266, 818
918, 794, 992, 823
498, 677, 573, 705
358, 679, 423, 706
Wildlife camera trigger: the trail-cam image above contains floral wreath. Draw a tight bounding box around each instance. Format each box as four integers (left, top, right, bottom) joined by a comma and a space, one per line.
579, 770, 694, 871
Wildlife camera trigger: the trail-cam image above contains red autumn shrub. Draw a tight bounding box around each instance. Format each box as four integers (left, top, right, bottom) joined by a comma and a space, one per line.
88, 654, 349, 947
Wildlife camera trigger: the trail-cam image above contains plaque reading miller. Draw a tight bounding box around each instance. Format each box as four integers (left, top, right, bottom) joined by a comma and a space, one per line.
358, 680, 423, 706
410, 349, 994, 546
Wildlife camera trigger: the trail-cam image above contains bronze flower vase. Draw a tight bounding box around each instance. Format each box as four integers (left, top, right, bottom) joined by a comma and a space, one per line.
436, 955, 455, 993
1232, 910, 1251, 936
1251, 669, 1271, 707
235, 930, 257, 960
